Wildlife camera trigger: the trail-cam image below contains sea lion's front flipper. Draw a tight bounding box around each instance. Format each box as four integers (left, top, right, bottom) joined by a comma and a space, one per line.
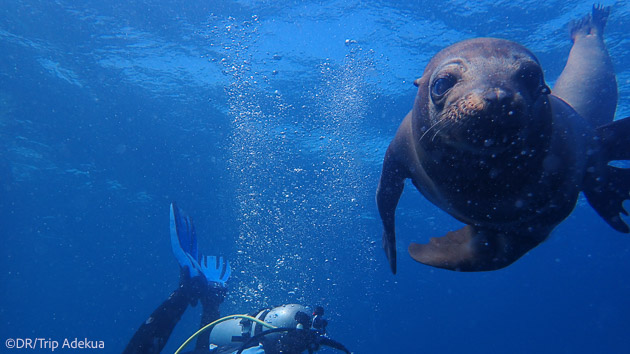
583, 117, 630, 233
408, 225, 544, 272
376, 144, 409, 275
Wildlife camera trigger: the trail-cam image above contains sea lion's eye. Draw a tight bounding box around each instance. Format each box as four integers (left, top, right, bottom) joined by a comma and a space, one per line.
518, 64, 548, 95
431, 74, 456, 102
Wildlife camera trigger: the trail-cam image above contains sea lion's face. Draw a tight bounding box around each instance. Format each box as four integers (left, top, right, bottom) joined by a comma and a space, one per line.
412, 38, 552, 153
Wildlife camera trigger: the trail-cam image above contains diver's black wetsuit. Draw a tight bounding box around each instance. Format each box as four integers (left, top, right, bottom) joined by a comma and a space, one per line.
123, 272, 225, 354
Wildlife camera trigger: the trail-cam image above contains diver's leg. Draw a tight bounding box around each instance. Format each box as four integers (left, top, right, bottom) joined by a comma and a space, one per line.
194, 285, 226, 350
123, 280, 190, 354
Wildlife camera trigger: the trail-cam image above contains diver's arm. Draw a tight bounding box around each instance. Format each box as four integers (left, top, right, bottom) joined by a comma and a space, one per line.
122, 285, 189, 354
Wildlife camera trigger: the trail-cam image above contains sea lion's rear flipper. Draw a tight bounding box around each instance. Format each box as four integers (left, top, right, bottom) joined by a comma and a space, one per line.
583, 117, 630, 233
553, 5, 617, 127
408, 225, 544, 272
594, 117, 630, 161
569, 4, 609, 41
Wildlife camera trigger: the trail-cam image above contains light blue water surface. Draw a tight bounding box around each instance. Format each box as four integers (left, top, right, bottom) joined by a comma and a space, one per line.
1, 1, 630, 353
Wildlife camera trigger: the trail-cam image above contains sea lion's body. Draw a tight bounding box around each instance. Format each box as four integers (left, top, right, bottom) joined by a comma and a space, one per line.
377, 6, 630, 273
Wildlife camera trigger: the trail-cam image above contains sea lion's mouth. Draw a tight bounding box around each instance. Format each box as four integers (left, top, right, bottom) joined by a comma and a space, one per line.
434, 95, 527, 154
441, 126, 521, 155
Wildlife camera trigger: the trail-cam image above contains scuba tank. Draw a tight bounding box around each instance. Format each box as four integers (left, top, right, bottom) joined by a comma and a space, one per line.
209, 304, 310, 351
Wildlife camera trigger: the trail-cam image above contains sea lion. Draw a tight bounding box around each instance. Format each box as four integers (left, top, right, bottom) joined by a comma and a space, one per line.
376, 6, 630, 274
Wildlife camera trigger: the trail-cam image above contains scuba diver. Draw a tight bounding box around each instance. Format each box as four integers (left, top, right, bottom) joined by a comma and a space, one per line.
123, 203, 351, 354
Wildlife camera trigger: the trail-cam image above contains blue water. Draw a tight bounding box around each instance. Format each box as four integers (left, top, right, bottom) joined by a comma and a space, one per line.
2, 1, 630, 353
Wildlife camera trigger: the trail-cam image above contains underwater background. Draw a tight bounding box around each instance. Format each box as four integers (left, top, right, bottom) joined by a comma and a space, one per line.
2, 0, 630, 353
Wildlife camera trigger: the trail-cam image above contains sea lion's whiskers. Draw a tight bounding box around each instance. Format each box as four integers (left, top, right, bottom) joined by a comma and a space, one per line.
431, 119, 455, 142
420, 118, 448, 143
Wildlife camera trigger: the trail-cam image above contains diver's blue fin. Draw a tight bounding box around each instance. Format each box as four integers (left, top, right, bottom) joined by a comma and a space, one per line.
170, 203, 231, 284
199, 255, 231, 285
170, 202, 198, 258
170, 202, 199, 277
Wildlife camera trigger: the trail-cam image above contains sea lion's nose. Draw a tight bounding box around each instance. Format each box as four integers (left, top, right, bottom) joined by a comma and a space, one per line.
483, 88, 514, 108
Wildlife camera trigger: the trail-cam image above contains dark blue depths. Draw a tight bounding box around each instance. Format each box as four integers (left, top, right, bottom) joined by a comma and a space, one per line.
1, 1, 629, 353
